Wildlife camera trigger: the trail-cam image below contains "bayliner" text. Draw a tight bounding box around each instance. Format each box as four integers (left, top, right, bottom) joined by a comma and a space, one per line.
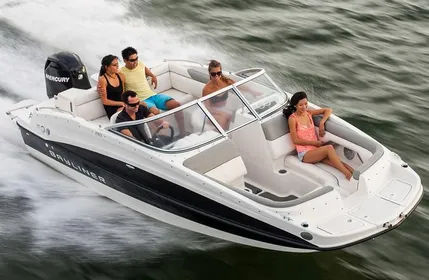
48, 149, 107, 184
45, 73, 70, 83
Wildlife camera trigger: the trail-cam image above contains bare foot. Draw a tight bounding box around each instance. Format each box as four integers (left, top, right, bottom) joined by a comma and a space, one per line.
343, 162, 355, 174
345, 172, 352, 181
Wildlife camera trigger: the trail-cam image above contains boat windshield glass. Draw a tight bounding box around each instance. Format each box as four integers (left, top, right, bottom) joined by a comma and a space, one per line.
232, 69, 287, 117
107, 88, 259, 151
106, 68, 287, 152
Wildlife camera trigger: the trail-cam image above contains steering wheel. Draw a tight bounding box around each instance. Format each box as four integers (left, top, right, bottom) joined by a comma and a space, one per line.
150, 125, 175, 148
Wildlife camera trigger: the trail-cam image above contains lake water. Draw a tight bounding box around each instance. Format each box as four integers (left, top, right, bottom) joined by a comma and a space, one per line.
0, 0, 428, 279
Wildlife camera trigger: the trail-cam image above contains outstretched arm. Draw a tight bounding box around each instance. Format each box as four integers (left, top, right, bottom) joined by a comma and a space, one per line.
145, 67, 157, 89
235, 80, 262, 97
308, 108, 332, 137
120, 128, 135, 138
147, 113, 169, 128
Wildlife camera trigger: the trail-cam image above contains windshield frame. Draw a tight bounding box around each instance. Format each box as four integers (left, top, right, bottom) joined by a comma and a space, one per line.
104, 67, 288, 153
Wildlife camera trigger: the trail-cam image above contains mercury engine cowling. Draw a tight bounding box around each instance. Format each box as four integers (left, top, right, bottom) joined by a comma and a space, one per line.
44, 52, 91, 98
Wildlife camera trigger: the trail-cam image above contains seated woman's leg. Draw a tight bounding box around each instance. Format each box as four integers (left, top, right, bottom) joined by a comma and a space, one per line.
303, 145, 352, 180
211, 111, 231, 130
321, 159, 355, 174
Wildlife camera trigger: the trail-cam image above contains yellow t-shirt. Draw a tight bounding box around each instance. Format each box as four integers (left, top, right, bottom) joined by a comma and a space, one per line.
120, 62, 155, 100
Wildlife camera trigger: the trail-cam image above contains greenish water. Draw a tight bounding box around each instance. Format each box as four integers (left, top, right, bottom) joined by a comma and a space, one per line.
0, 0, 428, 279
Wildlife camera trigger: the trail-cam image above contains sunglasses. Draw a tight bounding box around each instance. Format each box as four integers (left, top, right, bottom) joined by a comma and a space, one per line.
127, 56, 138, 62
210, 71, 222, 77
127, 102, 140, 107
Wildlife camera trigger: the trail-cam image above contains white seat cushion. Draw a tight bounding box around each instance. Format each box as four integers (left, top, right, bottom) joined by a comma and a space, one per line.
110, 111, 121, 124
55, 87, 106, 121
284, 155, 356, 195
150, 61, 170, 76
148, 72, 172, 94
169, 62, 194, 78
170, 73, 205, 99
266, 134, 296, 160
56, 87, 99, 106
284, 155, 338, 186
160, 88, 195, 105
205, 156, 247, 187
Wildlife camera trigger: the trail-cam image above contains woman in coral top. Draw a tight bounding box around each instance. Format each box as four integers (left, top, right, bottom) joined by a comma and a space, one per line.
283, 91, 353, 180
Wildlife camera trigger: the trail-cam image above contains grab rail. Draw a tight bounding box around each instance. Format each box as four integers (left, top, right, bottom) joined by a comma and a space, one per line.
162, 58, 204, 67
5, 101, 39, 115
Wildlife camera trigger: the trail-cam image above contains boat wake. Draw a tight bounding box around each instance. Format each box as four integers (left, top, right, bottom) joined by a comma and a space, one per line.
0, 0, 230, 260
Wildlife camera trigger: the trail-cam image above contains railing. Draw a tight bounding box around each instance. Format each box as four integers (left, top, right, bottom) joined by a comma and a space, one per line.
162, 58, 205, 67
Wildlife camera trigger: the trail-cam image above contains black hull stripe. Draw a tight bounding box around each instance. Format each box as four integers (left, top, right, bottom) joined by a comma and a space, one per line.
18, 124, 318, 250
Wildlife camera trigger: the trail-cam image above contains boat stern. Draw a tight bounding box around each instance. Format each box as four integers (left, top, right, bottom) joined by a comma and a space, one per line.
6, 99, 40, 124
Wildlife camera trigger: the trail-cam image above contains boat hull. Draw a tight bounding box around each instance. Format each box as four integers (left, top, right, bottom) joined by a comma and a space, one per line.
17, 122, 318, 252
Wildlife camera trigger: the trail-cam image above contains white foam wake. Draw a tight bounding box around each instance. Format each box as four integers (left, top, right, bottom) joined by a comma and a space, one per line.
0, 0, 229, 257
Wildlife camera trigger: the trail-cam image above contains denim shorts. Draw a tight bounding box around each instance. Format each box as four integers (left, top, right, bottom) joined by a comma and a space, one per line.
297, 151, 308, 162
144, 94, 173, 110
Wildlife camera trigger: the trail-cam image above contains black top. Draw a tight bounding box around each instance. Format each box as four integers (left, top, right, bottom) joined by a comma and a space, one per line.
103, 73, 123, 119
115, 106, 151, 141
210, 91, 228, 105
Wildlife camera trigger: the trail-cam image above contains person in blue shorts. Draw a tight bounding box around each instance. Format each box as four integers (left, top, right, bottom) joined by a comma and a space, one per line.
119, 46, 180, 114
101, 46, 185, 136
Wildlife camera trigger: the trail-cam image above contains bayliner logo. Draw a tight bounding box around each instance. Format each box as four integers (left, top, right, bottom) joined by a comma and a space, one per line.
45, 73, 70, 83
47, 149, 107, 185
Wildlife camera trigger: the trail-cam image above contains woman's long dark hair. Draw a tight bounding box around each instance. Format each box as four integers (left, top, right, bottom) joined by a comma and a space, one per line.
99, 54, 118, 77
283, 91, 308, 119
208, 60, 229, 83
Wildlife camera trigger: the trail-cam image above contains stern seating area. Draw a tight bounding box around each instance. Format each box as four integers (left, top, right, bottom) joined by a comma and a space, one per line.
55, 87, 110, 125
55, 62, 211, 127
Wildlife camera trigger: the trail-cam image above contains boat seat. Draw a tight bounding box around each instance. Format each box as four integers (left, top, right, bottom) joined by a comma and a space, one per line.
284, 155, 337, 186
169, 63, 206, 99
284, 155, 356, 195
159, 88, 195, 105
262, 113, 296, 160
183, 139, 247, 187
148, 62, 206, 106
55, 87, 106, 121
110, 111, 120, 124
205, 156, 247, 187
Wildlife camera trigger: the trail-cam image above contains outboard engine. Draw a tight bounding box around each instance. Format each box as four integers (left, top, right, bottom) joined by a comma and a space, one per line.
44, 51, 91, 98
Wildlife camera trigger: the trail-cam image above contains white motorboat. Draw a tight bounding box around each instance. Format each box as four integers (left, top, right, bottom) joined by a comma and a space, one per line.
6, 52, 423, 252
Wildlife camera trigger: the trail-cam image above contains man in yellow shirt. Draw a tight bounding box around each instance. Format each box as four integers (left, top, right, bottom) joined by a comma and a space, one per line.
120, 47, 181, 115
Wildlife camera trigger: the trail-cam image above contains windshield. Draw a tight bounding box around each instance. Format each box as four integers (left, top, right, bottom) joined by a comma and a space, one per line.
106, 68, 287, 152
232, 69, 287, 116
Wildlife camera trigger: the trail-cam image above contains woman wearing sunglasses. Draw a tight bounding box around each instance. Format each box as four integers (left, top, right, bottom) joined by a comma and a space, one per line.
202, 60, 235, 130
202, 60, 234, 102
98, 54, 126, 119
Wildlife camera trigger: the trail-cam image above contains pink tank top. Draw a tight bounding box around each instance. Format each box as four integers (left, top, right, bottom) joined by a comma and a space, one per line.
290, 112, 318, 153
